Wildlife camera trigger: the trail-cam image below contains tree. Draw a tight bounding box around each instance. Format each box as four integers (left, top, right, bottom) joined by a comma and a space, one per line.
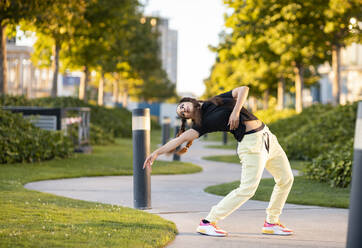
127, 16, 177, 102
0, 0, 55, 95
61, 1, 175, 104
29, 0, 86, 97
204, 0, 293, 110
263, 1, 328, 113
323, 0, 361, 105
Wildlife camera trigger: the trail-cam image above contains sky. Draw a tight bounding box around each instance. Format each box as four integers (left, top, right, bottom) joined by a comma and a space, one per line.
143, 0, 226, 97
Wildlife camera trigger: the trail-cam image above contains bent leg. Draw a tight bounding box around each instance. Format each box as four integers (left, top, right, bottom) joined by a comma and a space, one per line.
265, 135, 294, 224
206, 136, 268, 222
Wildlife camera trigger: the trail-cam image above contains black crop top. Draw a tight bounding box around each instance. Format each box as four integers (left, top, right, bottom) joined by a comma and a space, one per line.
191, 90, 259, 142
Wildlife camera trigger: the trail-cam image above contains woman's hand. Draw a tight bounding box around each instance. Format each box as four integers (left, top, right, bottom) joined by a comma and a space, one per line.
143, 152, 158, 170
228, 110, 240, 130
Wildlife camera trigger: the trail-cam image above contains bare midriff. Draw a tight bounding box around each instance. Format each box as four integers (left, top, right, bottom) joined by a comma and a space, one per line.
244, 119, 263, 132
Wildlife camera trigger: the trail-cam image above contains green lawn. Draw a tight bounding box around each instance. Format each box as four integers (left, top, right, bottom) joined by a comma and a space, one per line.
203, 158, 350, 208
0, 131, 202, 247
203, 154, 240, 164
203, 155, 308, 171
205, 143, 237, 150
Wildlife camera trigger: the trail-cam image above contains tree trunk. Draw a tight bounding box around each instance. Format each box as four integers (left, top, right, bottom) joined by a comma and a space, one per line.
263, 89, 269, 110
51, 40, 61, 97
112, 81, 118, 105
79, 66, 89, 101
293, 64, 304, 113
121, 90, 128, 107
97, 72, 104, 106
0, 24, 8, 95
251, 96, 257, 112
332, 44, 341, 105
277, 77, 285, 110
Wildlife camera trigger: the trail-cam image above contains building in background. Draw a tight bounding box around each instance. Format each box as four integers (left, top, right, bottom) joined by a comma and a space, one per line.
124, 15, 179, 123
303, 42, 362, 106
6, 37, 82, 98
7, 39, 61, 98
157, 17, 178, 85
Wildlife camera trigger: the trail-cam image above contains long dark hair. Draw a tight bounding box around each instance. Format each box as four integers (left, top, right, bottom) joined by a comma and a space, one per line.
170, 95, 235, 155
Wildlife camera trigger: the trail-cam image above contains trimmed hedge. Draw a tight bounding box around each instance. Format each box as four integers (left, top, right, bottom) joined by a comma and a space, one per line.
268, 104, 334, 138
89, 123, 115, 145
0, 95, 138, 145
263, 102, 357, 188
0, 109, 73, 164
281, 102, 357, 161
305, 138, 353, 188
254, 108, 296, 125
32, 97, 133, 138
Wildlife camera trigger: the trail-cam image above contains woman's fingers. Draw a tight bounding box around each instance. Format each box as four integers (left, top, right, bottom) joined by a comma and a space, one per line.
143, 156, 152, 169
228, 118, 239, 130
143, 154, 156, 170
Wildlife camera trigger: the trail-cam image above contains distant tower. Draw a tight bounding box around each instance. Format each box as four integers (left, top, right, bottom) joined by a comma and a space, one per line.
157, 17, 178, 85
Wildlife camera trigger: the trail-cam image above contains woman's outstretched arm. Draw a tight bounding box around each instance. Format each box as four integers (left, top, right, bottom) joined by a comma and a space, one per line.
228, 86, 249, 130
143, 128, 199, 170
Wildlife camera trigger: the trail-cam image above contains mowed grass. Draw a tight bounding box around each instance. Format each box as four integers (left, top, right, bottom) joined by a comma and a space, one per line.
205, 143, 237, 150
202, 132, 237, 150
204, 154, 240, 164
0, 130, 202, 247
203, 158, 350, 208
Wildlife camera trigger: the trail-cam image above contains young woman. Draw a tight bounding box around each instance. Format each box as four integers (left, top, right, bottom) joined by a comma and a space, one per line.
143, 86, 294, 237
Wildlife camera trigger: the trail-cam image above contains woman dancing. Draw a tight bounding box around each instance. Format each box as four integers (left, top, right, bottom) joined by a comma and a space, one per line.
143, 86, 294, 237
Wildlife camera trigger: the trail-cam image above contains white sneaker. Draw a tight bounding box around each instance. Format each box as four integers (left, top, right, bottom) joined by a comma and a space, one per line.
196, 220, 228, 237
262, 221, 293, 235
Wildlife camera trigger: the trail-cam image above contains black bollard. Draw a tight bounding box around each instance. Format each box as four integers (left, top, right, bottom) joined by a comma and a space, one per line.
223, 131, 228, 145
173, 117, 181, 161
162, 116, 171, 145
132, 108, 151, 209
347, 101, 362, 248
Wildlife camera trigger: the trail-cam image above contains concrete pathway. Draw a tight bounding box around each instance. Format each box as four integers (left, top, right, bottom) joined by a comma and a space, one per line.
25, 140, 348, 248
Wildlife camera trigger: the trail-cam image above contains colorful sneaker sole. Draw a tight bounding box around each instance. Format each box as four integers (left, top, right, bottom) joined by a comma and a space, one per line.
196, 227, 227, 237
262, 228, 293, 236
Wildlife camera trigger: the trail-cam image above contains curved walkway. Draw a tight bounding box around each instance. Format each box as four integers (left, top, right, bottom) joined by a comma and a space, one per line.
25, 140, 348, 248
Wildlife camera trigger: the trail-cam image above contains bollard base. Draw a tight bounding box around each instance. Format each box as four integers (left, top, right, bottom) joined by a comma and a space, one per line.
134, 206, 152, 210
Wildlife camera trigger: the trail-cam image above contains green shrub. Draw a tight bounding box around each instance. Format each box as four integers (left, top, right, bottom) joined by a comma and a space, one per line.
254, 108, 296, 125
1, 95, 134, 139
281, 102, 357, 161
89, 123, 115, 145
0, 109, 73, 164
32, 97, 133, 138
0, 95, 32, 106
268, 104, 334, 138
305, 138, 353, 188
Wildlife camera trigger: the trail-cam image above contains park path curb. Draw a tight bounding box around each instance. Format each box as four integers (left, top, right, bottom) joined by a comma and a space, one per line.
25, 139, 348, 248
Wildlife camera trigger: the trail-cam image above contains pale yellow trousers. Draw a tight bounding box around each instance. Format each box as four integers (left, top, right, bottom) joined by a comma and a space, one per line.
206, 125, 294, 224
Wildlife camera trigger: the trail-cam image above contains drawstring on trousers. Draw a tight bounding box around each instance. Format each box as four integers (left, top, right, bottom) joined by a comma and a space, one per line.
262, 132, 270, 153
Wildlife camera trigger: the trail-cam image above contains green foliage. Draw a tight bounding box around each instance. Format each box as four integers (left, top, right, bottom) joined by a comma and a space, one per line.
89, 123, 115, 145
1, 95, 133, 139
281, 102, 357, 161
305, 138, 353, 188
34, 97, 133, 138
254, 108, 296, 125
266, 102, 357, 188
0, 95, 162, 144
0, 94, 33, 106
268, 103, 334, 138
0, 109, 73, 164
